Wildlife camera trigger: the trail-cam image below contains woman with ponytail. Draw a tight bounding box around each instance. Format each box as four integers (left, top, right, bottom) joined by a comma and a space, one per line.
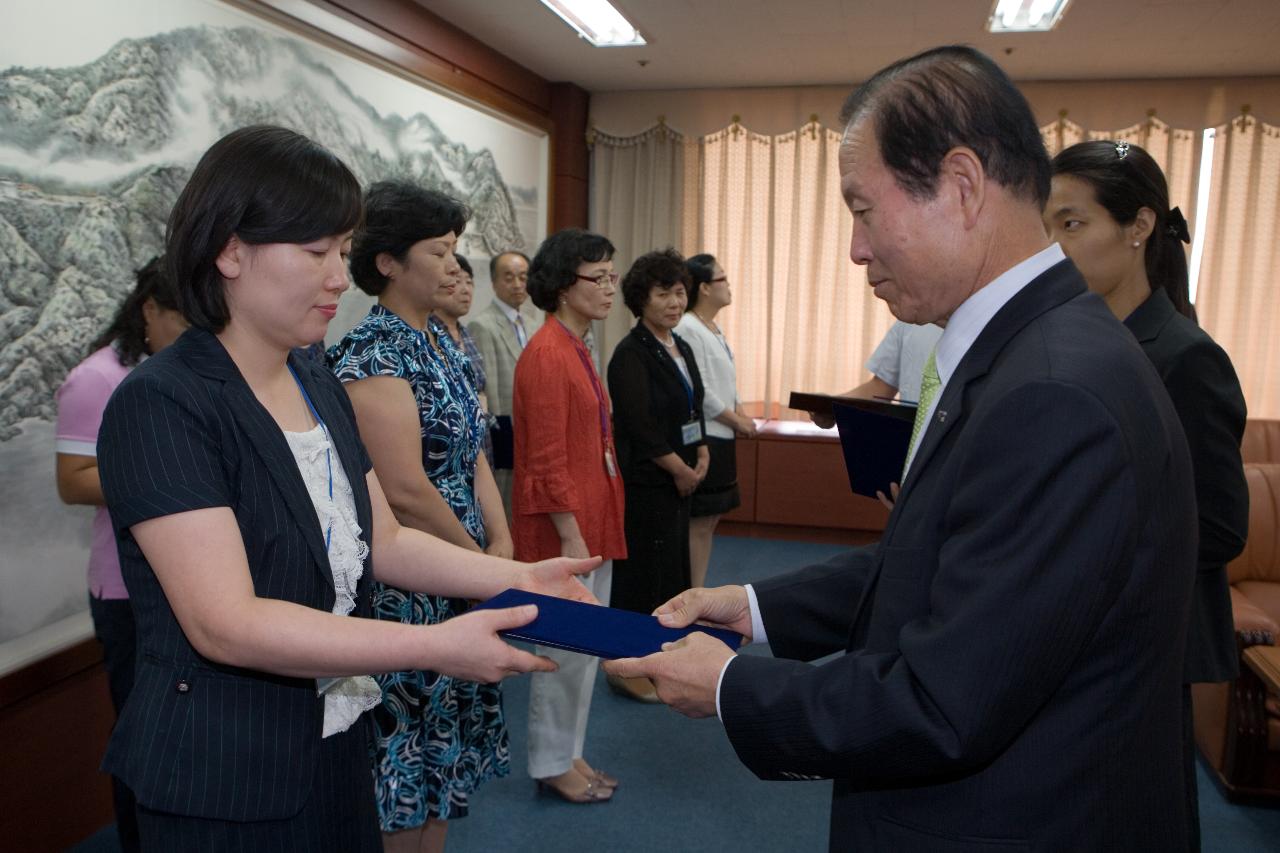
1046, 139, 1248, 852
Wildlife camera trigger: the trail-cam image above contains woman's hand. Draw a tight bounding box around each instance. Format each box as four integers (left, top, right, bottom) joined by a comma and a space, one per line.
428, 606, 558, 682
734, 413, 758, 439
518, 556, 602, 604
484, 536, 514, 560
560, 535, 590, 560
673, 464, 701, 496
693, 446, 710, 484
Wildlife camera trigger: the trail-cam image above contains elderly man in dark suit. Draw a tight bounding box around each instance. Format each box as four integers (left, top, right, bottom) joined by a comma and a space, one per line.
607, 45, 1197, 852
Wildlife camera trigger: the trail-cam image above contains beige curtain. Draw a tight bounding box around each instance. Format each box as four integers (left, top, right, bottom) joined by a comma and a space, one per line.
1195, 114, 1280, 419
590, 112, 1274, 420
1039, 115, 1202, 231
701, 121, 889, 416
587, 123, 698, 370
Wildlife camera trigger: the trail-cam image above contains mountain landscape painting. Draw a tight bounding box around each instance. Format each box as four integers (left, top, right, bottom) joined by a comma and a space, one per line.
0, 0, 549, 660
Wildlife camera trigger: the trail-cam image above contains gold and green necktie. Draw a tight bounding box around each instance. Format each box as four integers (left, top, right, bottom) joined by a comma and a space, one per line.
903, 348, 940, 480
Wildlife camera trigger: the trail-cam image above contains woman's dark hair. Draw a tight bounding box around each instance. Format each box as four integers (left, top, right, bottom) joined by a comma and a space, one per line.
91, 256, 180, 366
349, 181, 470, 296
685, 253, 717, 312
527, 228, 616, 312
621, 248, 691, 318
1052, 140, 1192, 319
455, 254, 473, 278
840, 45, 1050, 207
166, 125, 363, 332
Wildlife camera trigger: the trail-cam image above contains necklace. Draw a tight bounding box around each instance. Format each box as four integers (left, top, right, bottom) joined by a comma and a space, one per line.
694, 309, 721, 336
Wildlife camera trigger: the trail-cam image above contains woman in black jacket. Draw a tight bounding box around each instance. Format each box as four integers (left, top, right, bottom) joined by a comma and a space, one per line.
1046, 139, 1249, 853
606, 249, 709, 701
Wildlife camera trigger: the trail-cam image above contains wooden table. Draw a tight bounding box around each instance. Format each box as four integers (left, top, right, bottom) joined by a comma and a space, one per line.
1244, 644, 1280, 693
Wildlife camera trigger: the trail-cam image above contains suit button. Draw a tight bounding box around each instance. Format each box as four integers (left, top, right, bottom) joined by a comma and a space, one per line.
175, 680, 191, 694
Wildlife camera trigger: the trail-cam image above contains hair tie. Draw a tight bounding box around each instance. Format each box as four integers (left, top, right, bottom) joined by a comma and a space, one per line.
1166, 206, 1191, 244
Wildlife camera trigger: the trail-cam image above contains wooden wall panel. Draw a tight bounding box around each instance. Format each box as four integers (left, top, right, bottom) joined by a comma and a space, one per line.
753, 431, 889, 532
0, 647, 114, 853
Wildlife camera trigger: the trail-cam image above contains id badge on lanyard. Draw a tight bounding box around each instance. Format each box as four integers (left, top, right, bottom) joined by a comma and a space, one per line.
681, 419, 703, 445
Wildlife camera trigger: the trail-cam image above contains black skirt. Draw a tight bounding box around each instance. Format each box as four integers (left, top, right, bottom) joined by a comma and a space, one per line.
691, 436, 741, 518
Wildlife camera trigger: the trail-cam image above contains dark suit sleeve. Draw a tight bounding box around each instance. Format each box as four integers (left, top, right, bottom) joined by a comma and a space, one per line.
1164, 339, 1248, 568
753, 546, 878, 661
99, 372, 232, 531
608, 343, 674, 461
721, 381, 1143, 784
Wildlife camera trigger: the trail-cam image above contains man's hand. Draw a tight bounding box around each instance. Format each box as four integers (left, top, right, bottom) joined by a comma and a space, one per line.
518, 556, 602, 604
654, 585, 753, 640
875, 481, 900, 511
809, 411, 836, 429
603, 632, 734, 718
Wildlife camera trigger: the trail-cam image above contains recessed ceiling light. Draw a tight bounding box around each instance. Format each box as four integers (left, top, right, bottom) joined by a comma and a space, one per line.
986, 0, 1072, 33
539, 0, 646, 47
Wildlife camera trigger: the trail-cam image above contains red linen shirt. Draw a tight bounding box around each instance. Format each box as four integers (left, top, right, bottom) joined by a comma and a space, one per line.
512, 319, 627, 562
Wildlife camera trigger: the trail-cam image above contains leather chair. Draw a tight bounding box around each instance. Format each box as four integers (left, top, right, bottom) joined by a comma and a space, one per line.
1242, 419, 1280, 464
1192, 462, 1280, 799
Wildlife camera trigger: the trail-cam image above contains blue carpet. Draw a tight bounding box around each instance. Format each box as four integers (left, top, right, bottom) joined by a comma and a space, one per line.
71, 535, 1280, 852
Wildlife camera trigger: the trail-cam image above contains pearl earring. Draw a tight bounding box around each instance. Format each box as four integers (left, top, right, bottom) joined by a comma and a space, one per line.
1132, 241, 1141, 248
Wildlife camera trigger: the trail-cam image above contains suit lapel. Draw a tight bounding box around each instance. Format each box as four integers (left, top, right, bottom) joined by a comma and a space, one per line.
182, 330, 335, 591
490, 302, 522, 362
889, 260, 1088, 529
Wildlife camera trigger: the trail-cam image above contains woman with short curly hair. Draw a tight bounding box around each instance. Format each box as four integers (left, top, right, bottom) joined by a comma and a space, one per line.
605, 248, 708, 702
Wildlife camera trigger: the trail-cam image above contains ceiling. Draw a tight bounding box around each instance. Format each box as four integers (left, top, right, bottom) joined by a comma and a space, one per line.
414, 0, 1280, 91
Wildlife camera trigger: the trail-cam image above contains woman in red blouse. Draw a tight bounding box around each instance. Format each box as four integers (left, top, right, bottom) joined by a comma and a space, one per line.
513, 228, 626, 803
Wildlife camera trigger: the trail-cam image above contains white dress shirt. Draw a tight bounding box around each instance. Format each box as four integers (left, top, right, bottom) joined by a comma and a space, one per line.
715, 243, 1068, 720
675, 314, 740, 440
495, 298, 528, 349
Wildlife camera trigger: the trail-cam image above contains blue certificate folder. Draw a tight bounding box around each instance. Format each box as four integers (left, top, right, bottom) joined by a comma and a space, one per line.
471, 589, 742, 660
831, 399, 917, 499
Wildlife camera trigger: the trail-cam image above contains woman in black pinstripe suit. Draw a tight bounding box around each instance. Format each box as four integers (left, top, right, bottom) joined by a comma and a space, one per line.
96, 126, 598, 852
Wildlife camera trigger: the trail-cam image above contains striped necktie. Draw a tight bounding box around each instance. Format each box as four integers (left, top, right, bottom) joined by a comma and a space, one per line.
513, 314, 527, 349
903, 349, 940, 479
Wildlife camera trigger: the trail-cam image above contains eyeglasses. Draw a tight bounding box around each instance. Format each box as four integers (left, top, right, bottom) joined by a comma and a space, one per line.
575, 272, 619, 288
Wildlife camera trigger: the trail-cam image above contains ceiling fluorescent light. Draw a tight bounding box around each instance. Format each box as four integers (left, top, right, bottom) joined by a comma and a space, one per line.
539, 0, 646, 47
987, 0, 1072, 33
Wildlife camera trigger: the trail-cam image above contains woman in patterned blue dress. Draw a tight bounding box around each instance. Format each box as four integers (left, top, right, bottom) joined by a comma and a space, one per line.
328, 181, 513, 853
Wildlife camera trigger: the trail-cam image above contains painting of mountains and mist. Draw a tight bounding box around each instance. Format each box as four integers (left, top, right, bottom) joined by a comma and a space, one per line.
0, 0, 549, 664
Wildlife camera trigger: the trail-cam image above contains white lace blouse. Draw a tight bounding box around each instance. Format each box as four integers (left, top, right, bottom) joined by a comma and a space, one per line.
281, 424, 381, 738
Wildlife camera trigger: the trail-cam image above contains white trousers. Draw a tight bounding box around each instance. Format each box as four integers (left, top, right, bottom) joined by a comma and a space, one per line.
526, 559, 613, 779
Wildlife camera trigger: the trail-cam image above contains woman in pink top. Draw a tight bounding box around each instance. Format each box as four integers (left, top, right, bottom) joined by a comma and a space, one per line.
54, 256, 186, 853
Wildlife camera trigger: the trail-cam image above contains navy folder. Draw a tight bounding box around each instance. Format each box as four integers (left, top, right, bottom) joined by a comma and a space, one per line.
471, 588, 742, 660
831, 399, 917, 498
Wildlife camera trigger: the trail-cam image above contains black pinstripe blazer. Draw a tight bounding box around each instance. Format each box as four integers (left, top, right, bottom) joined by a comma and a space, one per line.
97, 327, 375, 822
1125, 288, 1248, 683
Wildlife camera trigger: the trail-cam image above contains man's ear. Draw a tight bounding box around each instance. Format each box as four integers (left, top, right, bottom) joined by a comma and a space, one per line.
942, 146, 985, 230
214, 235, 244, 280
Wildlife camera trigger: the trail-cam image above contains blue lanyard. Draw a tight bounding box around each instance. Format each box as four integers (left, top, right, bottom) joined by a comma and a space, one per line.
669, 350, 695, 417
288, 365, 334, 552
